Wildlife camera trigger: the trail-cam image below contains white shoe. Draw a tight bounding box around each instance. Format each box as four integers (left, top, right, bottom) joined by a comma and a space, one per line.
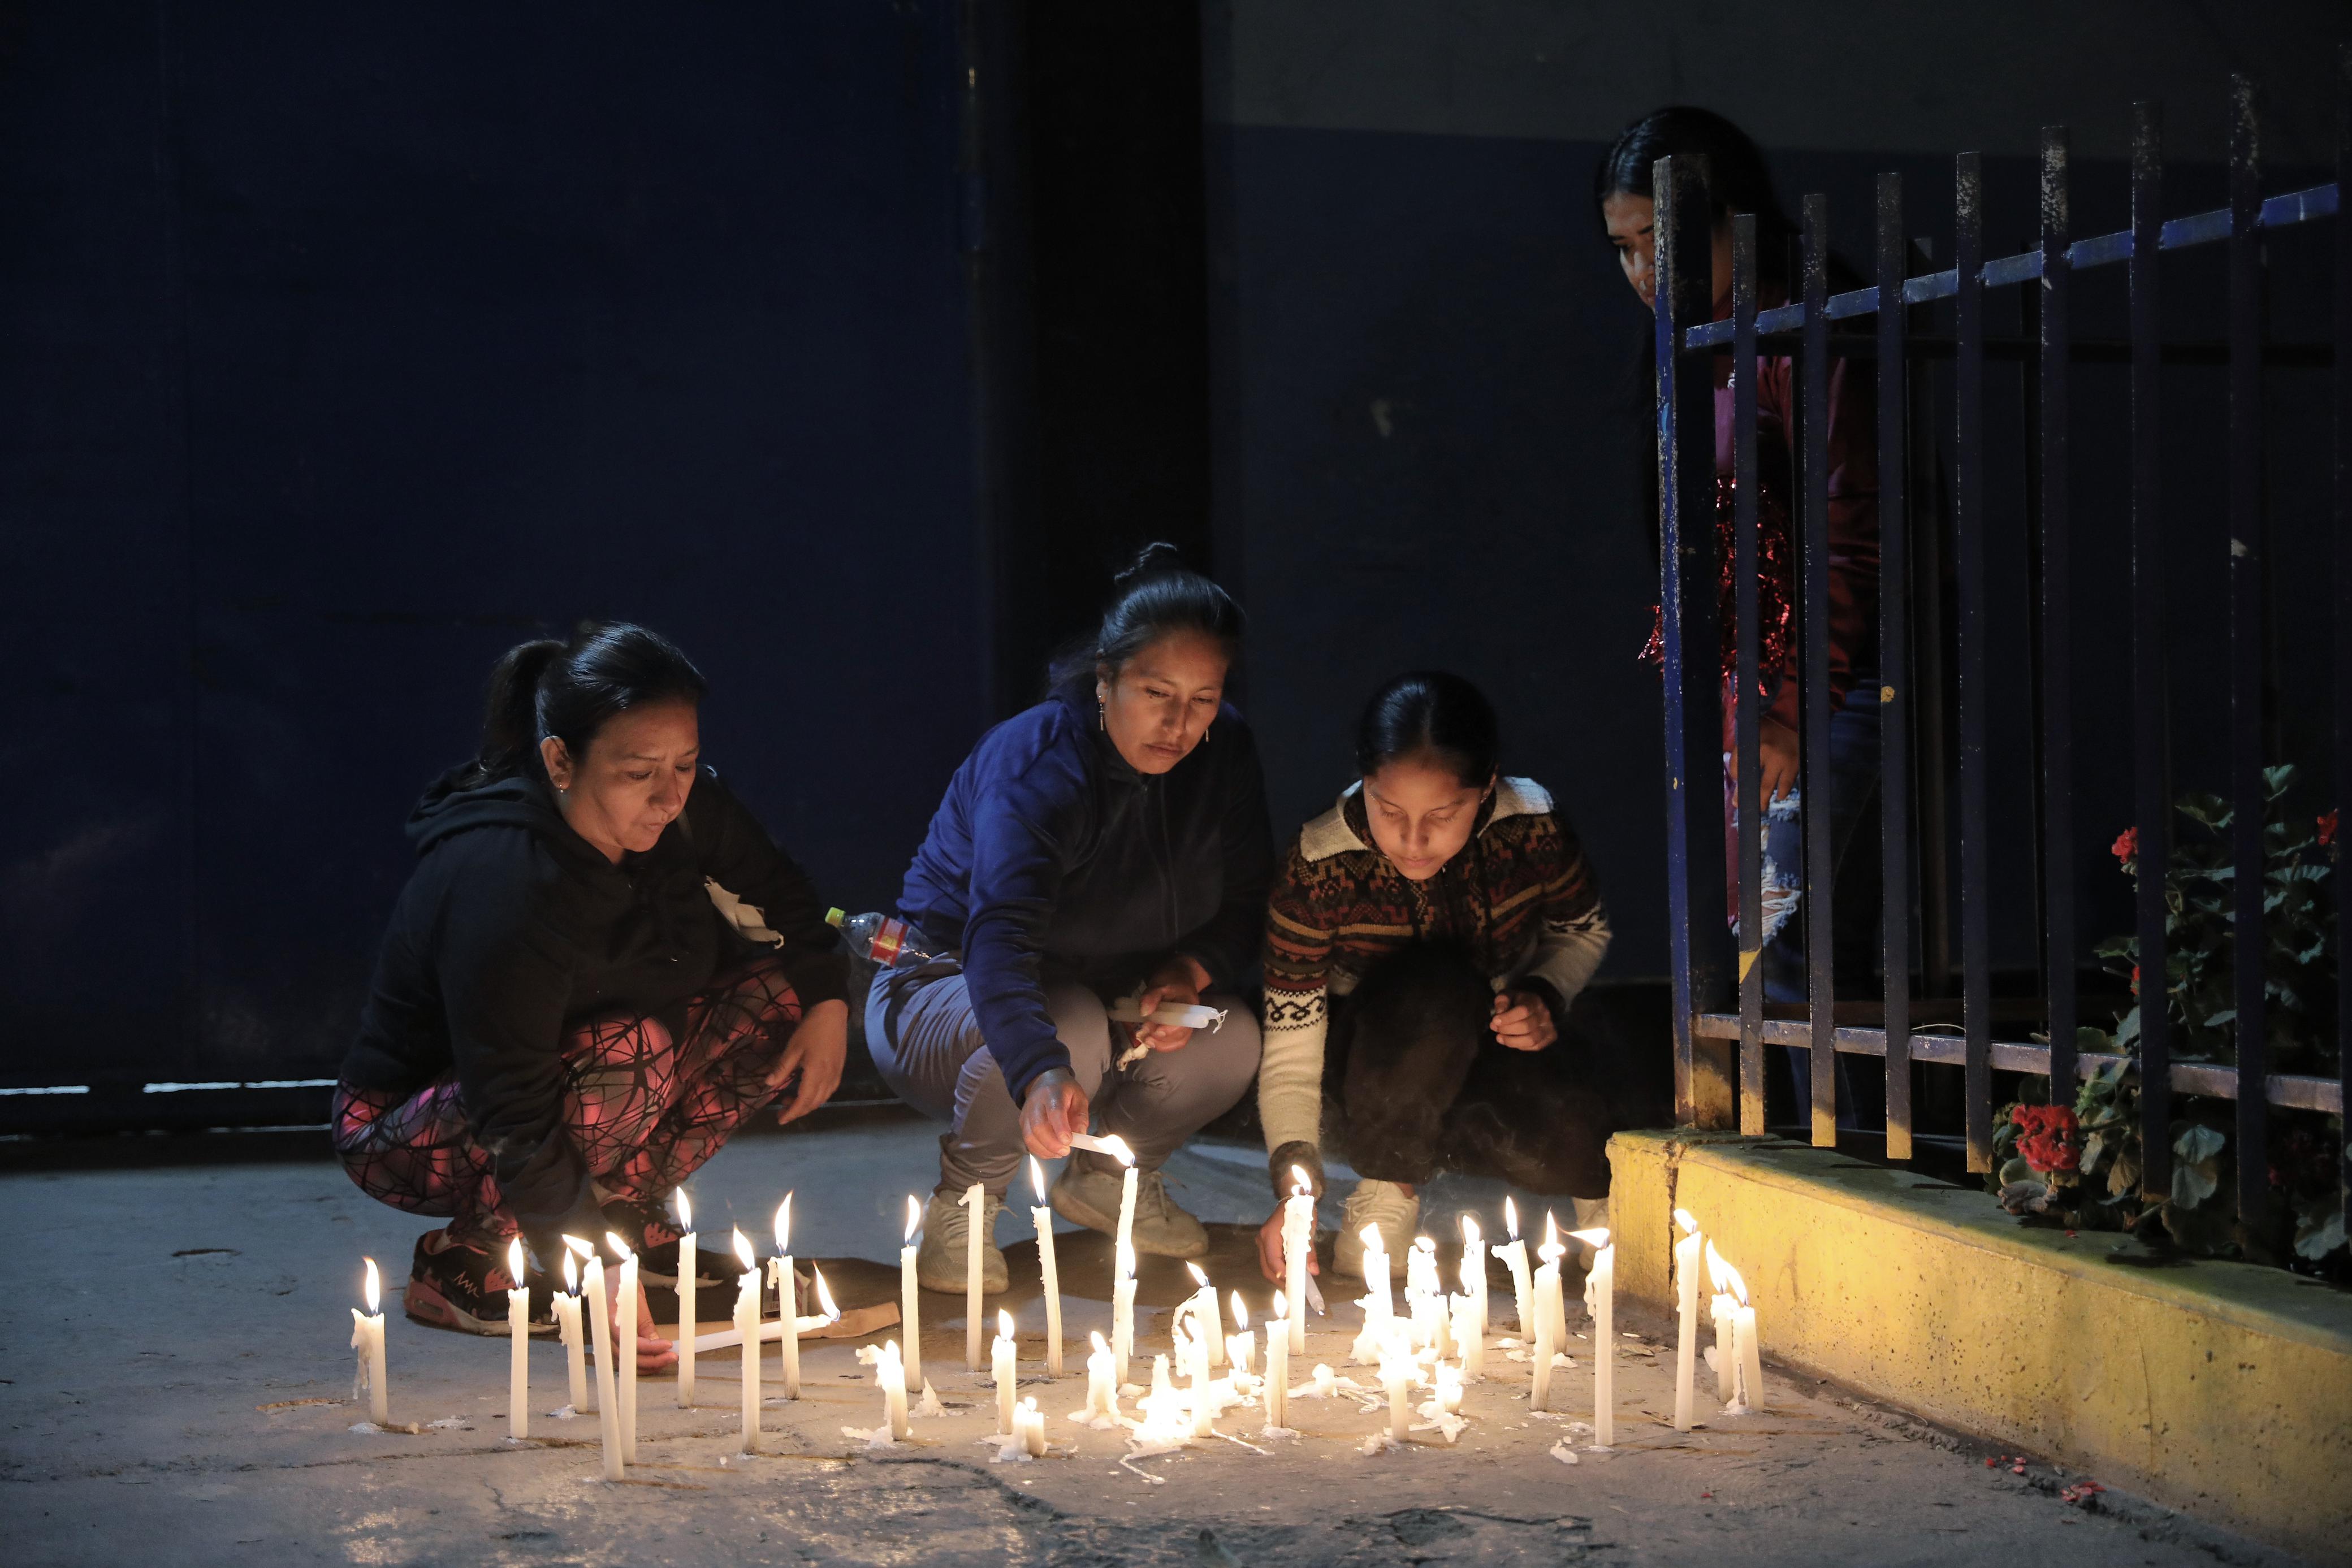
1333, 1179, 1420, 1281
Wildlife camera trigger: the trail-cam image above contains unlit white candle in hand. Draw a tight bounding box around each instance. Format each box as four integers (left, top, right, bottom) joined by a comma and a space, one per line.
578, 1240, 624, 1480
899, 1196, 924, 1395
992, 1309, 1017, 1435
732, 1229, 760, 1453
349, 1257, 389, 1427
961, 1183, 986, 1372
674, 1189, 697, 1408
557, 1251, 588, 1412
1672, 1209, 1703, 1432
1282, 1167, 1313, 1354
507, 1238, 530, 1440
1030, 1158, 1063, 1374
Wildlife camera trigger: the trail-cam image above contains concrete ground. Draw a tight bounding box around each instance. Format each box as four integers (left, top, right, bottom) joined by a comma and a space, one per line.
0, 1111, 2306, 1566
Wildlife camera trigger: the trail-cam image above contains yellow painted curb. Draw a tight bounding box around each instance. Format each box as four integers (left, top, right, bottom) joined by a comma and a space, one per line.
1607, 1128, 2352, 1561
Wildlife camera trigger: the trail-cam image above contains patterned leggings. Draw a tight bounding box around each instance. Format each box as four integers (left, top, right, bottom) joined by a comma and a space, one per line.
332, 960, 803, 1248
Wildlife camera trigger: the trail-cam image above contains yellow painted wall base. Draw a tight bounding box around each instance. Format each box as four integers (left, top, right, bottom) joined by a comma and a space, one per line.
1608, 1129, 2352, 1561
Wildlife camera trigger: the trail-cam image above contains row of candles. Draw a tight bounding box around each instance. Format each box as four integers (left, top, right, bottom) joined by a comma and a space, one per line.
346, 1149, 1764, 1476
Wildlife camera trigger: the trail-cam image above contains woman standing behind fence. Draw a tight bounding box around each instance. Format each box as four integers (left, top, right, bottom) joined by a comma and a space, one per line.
1594, 107, 1884, 1126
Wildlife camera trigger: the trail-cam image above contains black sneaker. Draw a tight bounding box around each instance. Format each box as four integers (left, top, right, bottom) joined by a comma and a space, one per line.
598, 1196, 724, 1289
402, 1230, 558, 1337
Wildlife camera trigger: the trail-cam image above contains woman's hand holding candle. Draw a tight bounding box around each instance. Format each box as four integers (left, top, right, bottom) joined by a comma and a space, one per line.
1132, 955, 1213, 1052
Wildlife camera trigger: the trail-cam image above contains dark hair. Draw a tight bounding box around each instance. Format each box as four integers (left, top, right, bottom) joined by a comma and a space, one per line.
1593, 105, 1794, 281
469, 622, 708, 785
1355, 671, 1499, 790
1049, 542, 1244, 691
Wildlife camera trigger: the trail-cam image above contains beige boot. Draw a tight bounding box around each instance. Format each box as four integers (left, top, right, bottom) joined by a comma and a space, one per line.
1333, 1179, 1420, 1281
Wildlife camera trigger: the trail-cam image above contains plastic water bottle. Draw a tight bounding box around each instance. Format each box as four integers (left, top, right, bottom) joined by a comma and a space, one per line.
827, 908, 937, 967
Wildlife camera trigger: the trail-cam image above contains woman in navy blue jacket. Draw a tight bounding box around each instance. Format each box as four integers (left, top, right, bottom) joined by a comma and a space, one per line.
869, 544, 1273, 1291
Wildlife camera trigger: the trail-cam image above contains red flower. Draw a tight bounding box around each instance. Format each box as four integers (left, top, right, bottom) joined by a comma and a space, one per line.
2320, 810, 2337, 849
2009, 1104, 2081, 1173
2129, 965, 2139, 997
2111, 826, 2138, 869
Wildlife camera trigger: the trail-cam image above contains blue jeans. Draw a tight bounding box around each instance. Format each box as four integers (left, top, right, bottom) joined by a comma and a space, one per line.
1729, 679, 1884, 1130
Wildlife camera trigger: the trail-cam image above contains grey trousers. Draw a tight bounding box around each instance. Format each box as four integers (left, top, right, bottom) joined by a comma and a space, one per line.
866, 965, 1263, 1196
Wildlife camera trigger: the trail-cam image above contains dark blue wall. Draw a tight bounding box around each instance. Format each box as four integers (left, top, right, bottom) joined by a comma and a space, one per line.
1, 3, 976, 1091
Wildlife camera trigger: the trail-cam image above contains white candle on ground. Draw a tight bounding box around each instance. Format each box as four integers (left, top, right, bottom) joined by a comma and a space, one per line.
607, 1232, 639, 1460
1672, 1209, 1703, 1432
1707, 1237, 1739, 1404
1020, 1395, 1048, 1456
1378, 1335, 1413, 1441
1112, 1241, 1138, 1387
1226, 1292, 1254, 1384
1450, 1293, 1481, 1379
580, 1242, 623, 1480
1492, 1198, 1532, 1339
1184, 1263, 1222, 1367
1350, 1224, 1394, 1363
961, 1183, 987, 1371
1531, 1223, 1563, 1413
772, 1195, 799, 1400
557, 1251, 588, 1412
674, 1189, 697, 1408
1030, 1158, 1063, 1374
992, 1309, 1017, 1434
1573, 1232, 1614, 1446
1282, 1167, 1313, 1355
879, 1340, 910, 1440
349, 1257, 389, 1427
731, 1229, 760, 1453
1181, 1313, 1214, 1436
1083, 1329, 1119, 1422
899, 1196, 924, 1395
1115, 1162, 1140, 1261
1434, 1359, 1464, 1415
1459, 1213, 1488, 1350
507, 1238, 530, 1440
1263, 1293, 1290, 1429
1544, 1213, 1572, 1352
1717, 1251, 1763, 1411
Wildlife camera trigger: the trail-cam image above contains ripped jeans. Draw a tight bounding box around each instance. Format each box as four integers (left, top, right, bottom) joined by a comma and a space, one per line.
1724, 678, 1884, 1129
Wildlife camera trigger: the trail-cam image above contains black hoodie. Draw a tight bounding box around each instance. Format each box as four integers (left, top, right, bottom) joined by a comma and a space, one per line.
342, 764, 846, 1251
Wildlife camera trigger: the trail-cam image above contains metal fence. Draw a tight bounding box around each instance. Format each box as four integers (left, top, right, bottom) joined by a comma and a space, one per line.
1653, 63, 2349, 1230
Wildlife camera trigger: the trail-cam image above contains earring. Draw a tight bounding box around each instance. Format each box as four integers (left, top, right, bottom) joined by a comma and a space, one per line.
1097, 703, 1106, 733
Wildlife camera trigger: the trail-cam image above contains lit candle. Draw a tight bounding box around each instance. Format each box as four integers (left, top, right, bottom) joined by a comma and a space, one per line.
879, 1339, 910, 1440
607, 1232, 639, 1460
1530, 1219, 1564, 1413
1029, 1158, 1063, 1374
985, 1308, 1013, 1433
1491, 1198, 1532, 1339
1138, 1354, 1184, 1444
1459, 1212, 1488, 1350
1544, 1212, 1572, 1352
1183, 1262, 1223, 1368
578, 1239, 623, 1480
1569, 1228, 1614, 1447
1263, 1292, 1290, 1430
1020, 1395, 1048, 1457
1282, 1167, 1313, 1355
1406, 1237, 1445, 1353
557, 1251, 588, 1413
1719, 1252, 1763, 1412
1082, 1329, 1120, 1423
1705, 1240, 1737, 1404
772, 1195, 799, 1400
961, 1182, 987, 1372
1450, 1292, 1481, 1380
1116, 1160, 1140, 1261
1112, 1240, 1138, 1387
1434, 1359, 1464, 1415
349, 1257, 388, 1427
1225, 1292, 1254, 1386
1349, 1224, 1393, 1365
1180, 1313, 1214, 1436
673, 1189, 696, 1408
1672, 1209, 1703, 1432
506, 1238, 530, 1441
899, 1197, 924, 1396
1378, 1333, 1413, 1441
732, 1228, 760, 1453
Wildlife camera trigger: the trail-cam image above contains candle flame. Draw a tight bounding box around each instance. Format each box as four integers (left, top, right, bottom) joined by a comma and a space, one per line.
674, 1187, 691, 1229
1460, 1213, 1481, 1245
1504, 1196, 1519, 1238
998, 1308, 1014, 1341
1704, 1238, 1728, 1292
1185, 1262, 1209, 1288
563, 1250, 579, 1293
732, 1228, 755, 1271
561, 1234, 593, 1259
362, 1257, 380, 1313
1091, 1329, 1109, 1353
604, 1230, 633, 1263
1272, 1290, 1286, 1320
1718, 1253, 1749, 1306
1568, 1227, 1611, 1247
1414, 1235, 1436, 1254
1290, 1163, 1312, 1198
1674, 1207, 1699, 1236
1231, 1291, 1247, 1328
507, 1237, 526, 1284
1029, 1155, 1046, 1202
904, 1195, 921, 1244
812, 1264, 841, 1321
1544, 1211, 1559, 1248
1095, 1134, 1138, 1167
774, 1193, 793, 1254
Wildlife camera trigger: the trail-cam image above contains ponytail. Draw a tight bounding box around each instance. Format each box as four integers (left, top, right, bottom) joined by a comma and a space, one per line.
1047, 542, 1244, 692
461, 623, 707, 786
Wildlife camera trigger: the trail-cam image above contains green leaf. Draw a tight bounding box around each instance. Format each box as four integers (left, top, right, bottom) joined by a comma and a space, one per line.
2173, 1123, 2226, 1164
2080, 1131, 2107, 1172
2172, 1155, 2220, 1208
2108, 1148, 2142, 1198
2294, 1206, 2347, 1262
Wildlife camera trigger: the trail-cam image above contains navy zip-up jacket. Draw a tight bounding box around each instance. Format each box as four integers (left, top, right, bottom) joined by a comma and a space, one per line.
894, 686, 1275, 1103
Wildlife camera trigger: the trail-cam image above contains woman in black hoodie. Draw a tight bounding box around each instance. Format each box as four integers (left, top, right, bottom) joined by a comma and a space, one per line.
334, 624, 848, 1357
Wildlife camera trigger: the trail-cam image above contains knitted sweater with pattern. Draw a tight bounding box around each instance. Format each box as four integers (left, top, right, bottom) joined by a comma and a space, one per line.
1256, 777, 1611, 1158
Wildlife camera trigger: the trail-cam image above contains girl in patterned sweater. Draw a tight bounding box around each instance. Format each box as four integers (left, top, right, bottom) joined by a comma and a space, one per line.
1252, 672, 1635, 1283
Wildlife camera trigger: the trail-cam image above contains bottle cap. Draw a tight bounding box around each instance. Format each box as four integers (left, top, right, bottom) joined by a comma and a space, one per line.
825, 907, 845, 927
